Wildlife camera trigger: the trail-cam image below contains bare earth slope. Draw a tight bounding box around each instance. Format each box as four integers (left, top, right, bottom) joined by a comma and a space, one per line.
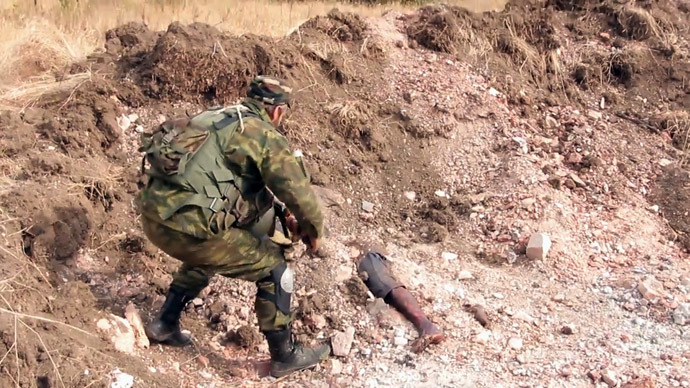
0, 1, 688, 387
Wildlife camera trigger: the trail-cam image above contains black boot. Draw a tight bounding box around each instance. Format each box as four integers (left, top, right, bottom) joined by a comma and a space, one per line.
145, 286, 192, 347
264, 327, 331, 378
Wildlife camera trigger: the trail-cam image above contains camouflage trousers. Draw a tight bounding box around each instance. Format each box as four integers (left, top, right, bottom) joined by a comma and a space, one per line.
141, 215, 292, 332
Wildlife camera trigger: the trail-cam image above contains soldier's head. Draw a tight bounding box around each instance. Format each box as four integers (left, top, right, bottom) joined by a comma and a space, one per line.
247, 75, 292, 127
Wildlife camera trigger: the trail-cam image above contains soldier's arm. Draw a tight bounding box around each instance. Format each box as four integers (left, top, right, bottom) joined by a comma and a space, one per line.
259, 130, 324, 241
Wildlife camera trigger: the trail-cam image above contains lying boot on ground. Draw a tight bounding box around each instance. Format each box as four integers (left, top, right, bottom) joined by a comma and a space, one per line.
145, 286, 192, 347
264, 327, 331, 378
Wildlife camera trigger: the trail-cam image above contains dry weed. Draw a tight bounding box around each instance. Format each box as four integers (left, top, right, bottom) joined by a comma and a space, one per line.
496, 19, 546, 77
327, 100, 371, 138
615, 6, 661, 40
659, 111, 690, 165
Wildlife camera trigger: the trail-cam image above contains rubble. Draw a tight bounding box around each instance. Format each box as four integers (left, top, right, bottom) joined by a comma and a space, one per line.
97, 315, 136, 354
526, 233, 552, 260
110, 368, 134, 388
602, 369, 619, 387
638, 276, 666, 301
672, 303, 690, 326
332, 327, 356, 357
124, 303, 149, 349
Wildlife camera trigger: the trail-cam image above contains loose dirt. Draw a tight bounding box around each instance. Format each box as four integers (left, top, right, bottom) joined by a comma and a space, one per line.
0, 1, 689, 387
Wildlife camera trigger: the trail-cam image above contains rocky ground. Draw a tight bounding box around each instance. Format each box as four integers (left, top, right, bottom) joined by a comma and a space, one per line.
0, 1, 689, 387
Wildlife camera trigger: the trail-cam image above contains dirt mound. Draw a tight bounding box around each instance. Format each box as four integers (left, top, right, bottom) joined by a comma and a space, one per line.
1, 2, 689, 387
652, 166, 690, 250
405, 1, 690, 114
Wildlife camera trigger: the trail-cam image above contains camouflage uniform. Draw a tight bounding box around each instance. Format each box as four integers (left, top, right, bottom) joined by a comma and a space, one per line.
137, 78, 323, 332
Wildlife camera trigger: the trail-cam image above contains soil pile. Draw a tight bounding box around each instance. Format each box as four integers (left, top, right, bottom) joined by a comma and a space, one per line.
0, 1, 688, 387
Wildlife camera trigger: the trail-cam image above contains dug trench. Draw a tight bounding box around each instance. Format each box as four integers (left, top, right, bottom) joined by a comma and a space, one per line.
0, 1, 689, 387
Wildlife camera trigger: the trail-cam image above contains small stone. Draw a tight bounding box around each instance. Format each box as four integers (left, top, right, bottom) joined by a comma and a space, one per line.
332, 327, 355, 357
312, 315, 327, 329
569, 173, 586, 187
566, 152, 583, 164
403, 191, 416, 201
493, 293, 504, 299
588, 370, 602, 382
560, 324, 575, 335
602, 369, 619, 387
638, 276, 665, 301
545, 116, 559, 129
124, 303, 149, 349
489, 87, 501, 97
97, 315, 136, 354
330, 359, 343, 375
458, 270, 474, 280
434, 190, 447, 198
117, 115, 131, 131
673, 303, 690, 326
588, 110, 603, 120
514, 311, 535, 324
362, 201, 375, 213
475, 330, 492, 344
659, 159, 673, 167
526, 233, 552, 260
335, 264, 352, 283
560, 367, 572, 377
197, 355, 210, 368
393, 337, 408, 346
192, 298, 204, 307
442, 252, 458, 261
508, 337, 523, 350
552, 294, 565, 302
109, 368, 134, 388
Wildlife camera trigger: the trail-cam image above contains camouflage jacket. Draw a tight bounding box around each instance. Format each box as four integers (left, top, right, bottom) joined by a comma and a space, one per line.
136, 99, 323, 241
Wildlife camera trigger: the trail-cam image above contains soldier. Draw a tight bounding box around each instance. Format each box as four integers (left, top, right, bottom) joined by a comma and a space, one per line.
136, 76, 330, 377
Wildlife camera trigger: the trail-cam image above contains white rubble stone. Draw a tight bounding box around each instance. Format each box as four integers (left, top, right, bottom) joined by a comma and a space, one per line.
393, 337, 408, 346
638, 276, 665, 301
110, 368, 134, 388
601, 369, 618, 387
97, 315, 135, 354
508, 337, 523, 350
673, 303, 690, 326
526, 233, 552, 260
124, 303, 149, 349
332, 327, 356, 357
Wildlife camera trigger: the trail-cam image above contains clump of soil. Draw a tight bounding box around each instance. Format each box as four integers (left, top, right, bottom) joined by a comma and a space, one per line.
406, 5, 465, 53
226, 325, 263, 349
299, 8, 368, 42
652, 167, 690, 251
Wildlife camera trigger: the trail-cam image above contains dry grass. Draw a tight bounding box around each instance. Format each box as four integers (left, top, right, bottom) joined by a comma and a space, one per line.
327, 100, 371, 138
0, 0, 413, 86
659, 111, 690, 165
615, 6, 661, 40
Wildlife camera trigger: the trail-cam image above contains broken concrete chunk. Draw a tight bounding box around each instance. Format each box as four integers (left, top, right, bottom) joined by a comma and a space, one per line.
526, 233, 552, 260
332, 327, 355, 357
637, 276, 665, 301
97, 315, 136, 354
672, 303, 690, 326
124, 303, 150, 349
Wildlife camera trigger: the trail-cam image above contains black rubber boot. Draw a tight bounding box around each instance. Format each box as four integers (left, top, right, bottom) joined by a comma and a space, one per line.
264, 328, 331, 378
145, 286, 192, 347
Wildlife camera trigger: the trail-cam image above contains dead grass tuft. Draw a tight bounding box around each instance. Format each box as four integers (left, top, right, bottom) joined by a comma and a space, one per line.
327, 100, 371, 138
658, 111, 690, 165
496, 19, 546, 76
615, 6, 661, 40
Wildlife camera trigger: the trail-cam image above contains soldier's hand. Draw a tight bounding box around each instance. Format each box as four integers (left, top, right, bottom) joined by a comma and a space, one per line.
286, 215, 301, 242
302, 235, 320, 253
